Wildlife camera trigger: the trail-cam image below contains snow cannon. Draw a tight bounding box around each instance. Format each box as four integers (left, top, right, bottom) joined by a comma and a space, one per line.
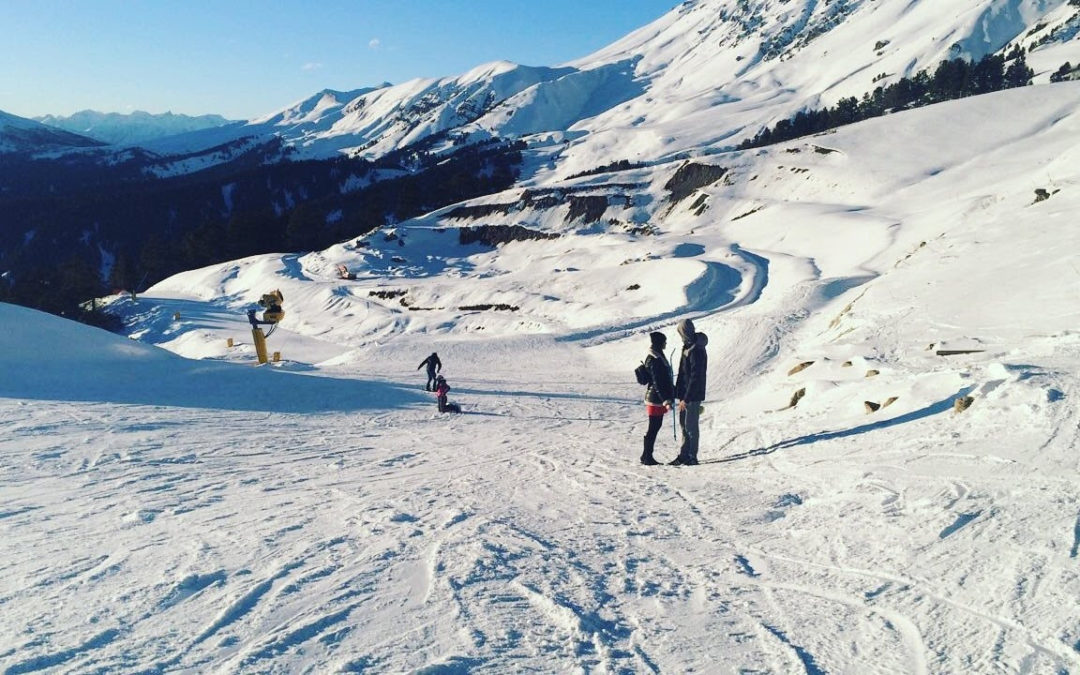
257, 290, 284, 323
247, 290, 284, 365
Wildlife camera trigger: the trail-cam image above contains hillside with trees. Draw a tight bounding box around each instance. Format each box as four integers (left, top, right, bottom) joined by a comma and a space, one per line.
0, 139, 523, 320
739, 52, 1038, 150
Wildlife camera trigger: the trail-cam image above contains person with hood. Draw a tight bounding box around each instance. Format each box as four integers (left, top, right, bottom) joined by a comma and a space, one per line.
672, 318, 708, 466
434, 374, 451, 413
417, 352, 442, 391
432, 374, 461, 413
641, 331, 675, 465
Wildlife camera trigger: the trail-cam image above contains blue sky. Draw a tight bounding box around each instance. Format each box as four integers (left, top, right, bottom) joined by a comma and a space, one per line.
0, 1, 674, 121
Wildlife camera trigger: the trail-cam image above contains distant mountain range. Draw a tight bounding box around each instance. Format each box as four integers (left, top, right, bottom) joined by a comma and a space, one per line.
0, 110, 103, 153
34, 109, 236, 146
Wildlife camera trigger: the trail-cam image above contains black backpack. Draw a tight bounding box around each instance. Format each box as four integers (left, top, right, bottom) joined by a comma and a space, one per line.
634, 360, 652, 386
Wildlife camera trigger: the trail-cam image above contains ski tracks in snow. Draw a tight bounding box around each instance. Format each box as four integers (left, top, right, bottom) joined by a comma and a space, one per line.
3, 347, 1080, 673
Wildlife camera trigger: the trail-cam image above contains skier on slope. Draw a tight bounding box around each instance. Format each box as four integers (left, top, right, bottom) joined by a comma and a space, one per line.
670, 319, 708, 466
641, 331, 676, 466
417, 352, 442, 391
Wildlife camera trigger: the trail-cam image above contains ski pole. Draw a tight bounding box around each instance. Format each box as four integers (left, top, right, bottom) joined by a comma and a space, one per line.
669, 345, 677, 441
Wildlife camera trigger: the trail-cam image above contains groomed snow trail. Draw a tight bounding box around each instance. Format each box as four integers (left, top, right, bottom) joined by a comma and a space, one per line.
3, 326, 1078, 673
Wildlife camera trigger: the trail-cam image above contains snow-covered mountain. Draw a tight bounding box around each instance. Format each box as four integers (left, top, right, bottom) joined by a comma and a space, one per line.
139, 0, 1080, 176
138, 87, 386, 160
34, 109, 235, 146
0, 109, 104, 154
4, 1, 1080, 671
4, 76, 1080, 672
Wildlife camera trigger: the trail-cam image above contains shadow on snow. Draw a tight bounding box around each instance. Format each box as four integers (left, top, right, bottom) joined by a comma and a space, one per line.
707, 386, 976, 463
0, 364, 429, 414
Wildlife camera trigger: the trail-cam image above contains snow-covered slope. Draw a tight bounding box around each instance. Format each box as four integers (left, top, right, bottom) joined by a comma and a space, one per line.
138, 87, 386, 158
137, 64, 585, 162
544, 0, 1080, 177
3, 73, 1079, 673
34, 109, 235, 146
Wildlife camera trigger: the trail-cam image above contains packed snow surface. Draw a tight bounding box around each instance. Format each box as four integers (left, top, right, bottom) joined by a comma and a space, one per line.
4, 45, 1080, 675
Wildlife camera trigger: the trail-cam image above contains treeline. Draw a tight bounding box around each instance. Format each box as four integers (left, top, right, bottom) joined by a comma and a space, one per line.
0, 138, 524, 322
143, 139, 525, 285
739, 51, 1036, 150
0, 254, 123, 330
566, 159, 646, 180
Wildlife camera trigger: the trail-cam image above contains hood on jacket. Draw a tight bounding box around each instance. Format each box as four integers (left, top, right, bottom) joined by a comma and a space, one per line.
677, 319, 696, 345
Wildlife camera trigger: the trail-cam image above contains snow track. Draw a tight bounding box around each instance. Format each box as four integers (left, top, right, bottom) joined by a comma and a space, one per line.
3, 318, 1080, 672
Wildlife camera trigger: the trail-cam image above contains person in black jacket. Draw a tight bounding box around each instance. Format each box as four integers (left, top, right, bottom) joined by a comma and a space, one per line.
671, 319, 708, 466
417, 352, 442, 391
641, 331, 675, 465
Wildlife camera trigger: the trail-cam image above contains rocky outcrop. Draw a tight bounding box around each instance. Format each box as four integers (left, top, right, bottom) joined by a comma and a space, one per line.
458, 225, 560, 247
954, 396, 974, 413
567, 196, 609, 224
445, 186, 636, 226
789, 388, 806, 408
664, 162, 729, 203
444, 202, 517, 220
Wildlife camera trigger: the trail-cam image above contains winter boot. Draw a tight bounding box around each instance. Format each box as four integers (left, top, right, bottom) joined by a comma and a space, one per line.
640, 436, 659, 465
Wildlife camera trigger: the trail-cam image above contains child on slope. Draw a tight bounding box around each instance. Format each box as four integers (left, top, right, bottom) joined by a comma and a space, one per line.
434, 375, 452, 413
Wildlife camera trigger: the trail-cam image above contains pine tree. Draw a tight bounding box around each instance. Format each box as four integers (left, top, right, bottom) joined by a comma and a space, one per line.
1004, 56, 1034, 88
1050, 62, 1073, 83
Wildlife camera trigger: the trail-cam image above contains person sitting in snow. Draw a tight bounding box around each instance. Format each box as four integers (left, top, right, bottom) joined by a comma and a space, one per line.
433, 375, 458, 413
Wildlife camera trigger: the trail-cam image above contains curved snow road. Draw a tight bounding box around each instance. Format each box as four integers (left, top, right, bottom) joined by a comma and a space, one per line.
561, 244, 770, 347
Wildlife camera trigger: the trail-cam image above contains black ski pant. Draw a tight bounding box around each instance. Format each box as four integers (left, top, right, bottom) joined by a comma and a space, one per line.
426, 369, 437, 391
